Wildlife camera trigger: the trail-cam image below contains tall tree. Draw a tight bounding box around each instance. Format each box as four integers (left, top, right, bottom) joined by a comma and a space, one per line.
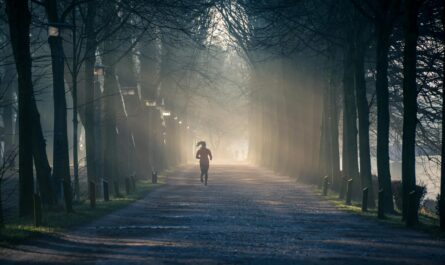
401, 0, 424, 226
44, 0, 73, 212
439, 0, 445, 230
342, 43, 359, 190
354, 21, 375, 207
102, 42, 121, 197
5, 0, 34, 216
374, 0, 400, 213
83, 0, 98, 198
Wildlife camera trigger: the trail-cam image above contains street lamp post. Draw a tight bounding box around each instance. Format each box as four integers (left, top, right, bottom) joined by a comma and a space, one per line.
143, 99, 158, 172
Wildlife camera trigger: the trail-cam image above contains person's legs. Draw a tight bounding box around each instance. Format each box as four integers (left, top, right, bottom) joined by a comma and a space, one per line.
200, 164, 209, 185
200, 168, 204, 182
203, 165, 209, 186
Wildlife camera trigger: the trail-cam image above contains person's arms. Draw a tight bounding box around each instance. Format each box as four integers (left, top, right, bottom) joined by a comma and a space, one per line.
209, 150, 213, 160
196, 150, 200, 159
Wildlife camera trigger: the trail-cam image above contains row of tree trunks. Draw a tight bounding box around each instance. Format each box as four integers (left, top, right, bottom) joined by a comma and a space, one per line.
248, 56, 323, 183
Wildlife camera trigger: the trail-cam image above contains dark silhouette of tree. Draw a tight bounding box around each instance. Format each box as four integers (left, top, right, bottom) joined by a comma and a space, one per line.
401, 0, 425, 226
5, 0, 35, 217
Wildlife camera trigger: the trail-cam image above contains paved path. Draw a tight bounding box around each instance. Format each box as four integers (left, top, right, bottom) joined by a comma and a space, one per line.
1, 164, 445, 265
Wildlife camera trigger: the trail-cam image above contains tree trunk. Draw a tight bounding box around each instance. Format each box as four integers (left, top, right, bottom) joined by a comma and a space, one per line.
31, 100, 55, 206
375, 24, 395, 213
1, 57, 15, 153
45, 0, 73, 212
342, 49, 359, 192
355, 39, 376, 208
401, 0, 421, 226
71, 7, 80, 201
6, 0, 35, 217
440, 0, 445, 231
102, 43, 120, 197
328, 64, 341, 191
84, 0, 97, 191
319, 79, 330, 180
2, 36, 55, 208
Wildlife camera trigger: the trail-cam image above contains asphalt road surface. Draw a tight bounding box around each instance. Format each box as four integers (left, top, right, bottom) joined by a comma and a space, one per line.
1, 164, 445, 265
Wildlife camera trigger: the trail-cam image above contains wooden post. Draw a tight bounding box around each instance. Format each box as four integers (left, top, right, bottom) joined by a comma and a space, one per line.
89, 181, 96, 208
152, 171, 157, 184
125, 177, 131, 195
339, 176, 346, 199
378, 189, 385, 219
345, 179, 353, 205
362, 187, 369, 212
131, 176, 136, 192
33, 194, 42, 227
103, 180, 109, 202
406, 190, 417, 227
322, 176, 329, 196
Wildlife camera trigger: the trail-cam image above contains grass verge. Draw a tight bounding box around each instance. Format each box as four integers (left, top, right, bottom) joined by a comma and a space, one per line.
0, 178, 164, 246
313, 186, 445, 239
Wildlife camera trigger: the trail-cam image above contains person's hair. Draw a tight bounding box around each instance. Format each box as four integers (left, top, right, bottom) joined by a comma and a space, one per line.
196, 141, 206, 147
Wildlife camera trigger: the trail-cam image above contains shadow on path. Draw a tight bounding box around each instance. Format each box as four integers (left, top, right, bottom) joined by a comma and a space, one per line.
1, 164, 444, 265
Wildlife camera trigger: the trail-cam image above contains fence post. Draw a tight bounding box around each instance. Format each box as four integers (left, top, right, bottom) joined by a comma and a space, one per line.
406, 190, 417, 227
131, 176, 136, 192
345, 179, 353, 205
125, 177, 131, 195
33, 194, 42, 227
103, 180, 109, 202
378, 189, 385, 219
152, 171, 158, 184
322, 176, 329, 196
339, 176, 346, 199
362, 187, 369, 212
89, 181, 96, 208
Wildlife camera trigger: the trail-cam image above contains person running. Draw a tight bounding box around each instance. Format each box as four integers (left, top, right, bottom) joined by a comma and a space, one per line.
195, 141, 212, 186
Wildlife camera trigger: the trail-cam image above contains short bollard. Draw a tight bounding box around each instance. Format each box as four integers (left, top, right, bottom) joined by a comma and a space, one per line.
378, 189, 385, 219
339, 176, 347, 199
89, 181, 96, 208
322, 176, 329, 196
406, 190, 417, 227
103, 180, 109, 202
125, 177, 131, 195
152, 171, 158, 184
362, 187, 369, 212
131, 176, 136, 192
345, 179, 353, 205
33, 194, 42, 227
